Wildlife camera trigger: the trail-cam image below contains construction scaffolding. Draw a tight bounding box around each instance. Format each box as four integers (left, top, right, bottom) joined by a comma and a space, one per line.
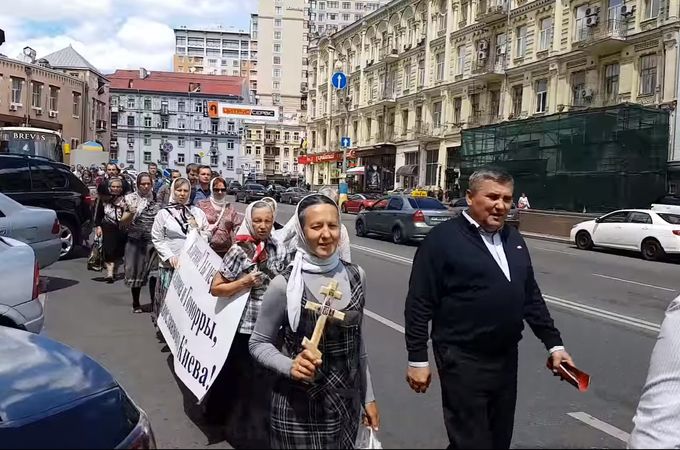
459, 104, 670, 213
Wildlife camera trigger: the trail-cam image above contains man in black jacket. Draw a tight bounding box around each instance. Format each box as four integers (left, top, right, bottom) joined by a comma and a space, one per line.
404, 167, 573, 449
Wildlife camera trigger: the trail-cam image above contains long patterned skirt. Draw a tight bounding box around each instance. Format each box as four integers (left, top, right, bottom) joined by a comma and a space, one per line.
124, 238, 158, 288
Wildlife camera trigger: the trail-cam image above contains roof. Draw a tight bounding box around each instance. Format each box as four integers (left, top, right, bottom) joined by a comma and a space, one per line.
107, 69, 247, 99
41, 45, 103, 76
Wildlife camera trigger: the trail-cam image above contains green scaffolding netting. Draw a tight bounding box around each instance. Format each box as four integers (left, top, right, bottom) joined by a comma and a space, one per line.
459, 104, 670, 213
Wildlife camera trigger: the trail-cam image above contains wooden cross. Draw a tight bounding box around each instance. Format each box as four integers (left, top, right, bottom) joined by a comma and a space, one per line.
301, 280, 346, 359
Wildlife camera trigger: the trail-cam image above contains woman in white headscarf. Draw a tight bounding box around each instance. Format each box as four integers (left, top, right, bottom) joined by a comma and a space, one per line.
196, 177, 242, 257
151, 177, 209, 323
206, 199, 292, 447
250, 194, 379, 449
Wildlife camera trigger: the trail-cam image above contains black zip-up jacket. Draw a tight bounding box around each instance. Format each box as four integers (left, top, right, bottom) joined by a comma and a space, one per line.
405, 215, 563, 361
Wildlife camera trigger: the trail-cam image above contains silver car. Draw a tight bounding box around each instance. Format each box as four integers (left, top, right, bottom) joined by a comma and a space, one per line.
0, 236, 46, 333
449, 197, 520, 227
280, 187, 310, 205
0, 193, 61, 268
355, 195, 454, 244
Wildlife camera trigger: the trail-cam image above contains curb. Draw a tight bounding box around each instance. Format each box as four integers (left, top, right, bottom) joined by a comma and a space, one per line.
521, 231, 572, 244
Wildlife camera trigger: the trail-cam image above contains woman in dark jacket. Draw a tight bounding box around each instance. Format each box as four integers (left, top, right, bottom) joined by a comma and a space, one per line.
94, 178, 127, 282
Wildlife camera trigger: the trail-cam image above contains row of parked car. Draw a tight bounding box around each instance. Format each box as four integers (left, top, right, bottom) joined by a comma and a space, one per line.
0, 153, 156, 448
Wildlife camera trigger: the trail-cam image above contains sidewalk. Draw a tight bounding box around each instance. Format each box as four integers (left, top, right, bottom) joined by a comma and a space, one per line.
520, 230, 572, 244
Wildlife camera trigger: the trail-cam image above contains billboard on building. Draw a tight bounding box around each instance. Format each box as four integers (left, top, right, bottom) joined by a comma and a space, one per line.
207, 102, 279, 122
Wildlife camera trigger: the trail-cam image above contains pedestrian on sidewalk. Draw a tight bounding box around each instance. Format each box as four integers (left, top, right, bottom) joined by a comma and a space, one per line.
122, 173, 161, 313
517, 192, 530, 210
151, 178, 209, 323
628, 294, 680, 448
250, 194, 380, 449
196, 177, 242, 257
404, 167, 573, 449
94, 178, 127, 283
208, 199, 292, 448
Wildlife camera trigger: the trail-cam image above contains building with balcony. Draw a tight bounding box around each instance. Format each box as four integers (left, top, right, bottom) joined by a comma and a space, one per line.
308, 1, 391, 37
0, 45, 109, 153
108, 69, 248, 179
307, 0, 680, 197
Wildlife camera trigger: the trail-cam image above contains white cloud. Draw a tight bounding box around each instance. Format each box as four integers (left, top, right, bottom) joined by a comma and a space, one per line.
0, 0, 257, 73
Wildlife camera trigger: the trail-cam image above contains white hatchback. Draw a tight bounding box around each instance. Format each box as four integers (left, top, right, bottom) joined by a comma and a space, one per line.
570, 209, 680, 261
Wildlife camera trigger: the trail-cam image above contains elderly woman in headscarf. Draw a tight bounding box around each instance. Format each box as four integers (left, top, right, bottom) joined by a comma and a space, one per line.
207, 199, 292, 447
151, 177, 210, 323
196, 177, 242, 257
94, 177, 127, 283
122, 172, 161, 313
250, 194, 379, 449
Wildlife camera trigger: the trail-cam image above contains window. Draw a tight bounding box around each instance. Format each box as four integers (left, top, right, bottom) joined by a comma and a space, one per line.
274, 68, 281, 77
512, 85, 523, 116
49, 86, 58, 111
144, 152, 152, 163
211, 120, 219, 134
144, 116, 151, 127
535, 79, 548, 113
178, 118, 185, 129
601, 211, 629, 223
274, 31, 282, 40
256, 146, 262, 155
275, 6, 282, 14
31, 82, 42, 108
604, 63, 620, 102
456, 45, 466, 75
178, 153, 185, 163
432, 101, 442, 127
227, 141, 235, 150
453, 97, 462, 123
127, 115, 135, 127
194, 137, 202, 148
273, 56, 281, 65
210, 138, 218, 149
246, 146, 252, 155
418, 59, 425, 87
127, 97, 135, 109
574, 5, 589, 42
329, 13, 337, 20
435, 53, 445, 81
274, 43, 281, 53
161, 118, 169, 129
387, 197, 403, 211
644, 0, 659, 19
226, 156, 234, 170
178, 100, 185, 112
194, 154, 202, 164
160, 151, 168, 164
639, 54, 657, 96
539, 17, 553, 51
127, 150, 135, 162
284, 148, 290, 157
210, 154, 218, 166
628, 212, 652, 224
425, 149, 438, 185
195, 119, 202, 131
73, 92, 81, 117
144, 98, 151, 110
571, 70, 586, 106
195, 101, 203, 113
0, 158, 30, 192
144, 135, 151, 146
343, 13, 351, 21
178, 136, 185, 147
29, 162, 68, 191
275, 19, 282, 27
515, 26, 527, 58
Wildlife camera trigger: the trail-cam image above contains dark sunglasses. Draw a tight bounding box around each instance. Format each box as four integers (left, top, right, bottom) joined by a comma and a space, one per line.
213, 188, 227, 193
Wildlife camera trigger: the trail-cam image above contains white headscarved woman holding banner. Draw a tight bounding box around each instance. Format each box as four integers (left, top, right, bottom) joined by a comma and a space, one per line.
207, 199, 292, 447
250, 193, 379, 449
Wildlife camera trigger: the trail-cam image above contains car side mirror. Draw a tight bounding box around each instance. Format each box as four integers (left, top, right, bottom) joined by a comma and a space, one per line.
595, 217, 602, 223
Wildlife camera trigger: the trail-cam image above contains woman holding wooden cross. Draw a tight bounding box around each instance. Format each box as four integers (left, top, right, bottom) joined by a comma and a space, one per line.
250, 193, 380, 449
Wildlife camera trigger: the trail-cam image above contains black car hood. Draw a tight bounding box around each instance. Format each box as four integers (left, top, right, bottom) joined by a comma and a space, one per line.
0, 327, 117, 422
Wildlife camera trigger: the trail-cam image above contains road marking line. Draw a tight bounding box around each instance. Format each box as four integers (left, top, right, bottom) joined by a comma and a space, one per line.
364, 308, 405, 334
351, 243, 663, 333
567, 412, 630, 443
592, 273, 676, 292
535, 246, 579, 256
544, 295, 661, 333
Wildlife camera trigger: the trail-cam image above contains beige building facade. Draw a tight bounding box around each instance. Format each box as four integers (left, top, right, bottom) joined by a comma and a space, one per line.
307, 0, 680, 192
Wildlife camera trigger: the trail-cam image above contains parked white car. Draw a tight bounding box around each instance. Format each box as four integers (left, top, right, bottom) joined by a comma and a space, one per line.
570, 209, 680, 261
0, 193, 61, 268
651, 194, 680, 215
0, 236, 46, 333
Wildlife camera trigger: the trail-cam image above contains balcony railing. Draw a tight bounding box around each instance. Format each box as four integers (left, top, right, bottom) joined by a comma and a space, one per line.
476, 0, 509, 22
471, 54, 506, 76
574, 19, 627, 45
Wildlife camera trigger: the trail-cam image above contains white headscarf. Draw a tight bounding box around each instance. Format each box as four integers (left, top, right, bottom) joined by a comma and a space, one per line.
286, 194, 342, 332
168, 177, 191, 206
234, 200, 276, 264
209, 177, 228, 211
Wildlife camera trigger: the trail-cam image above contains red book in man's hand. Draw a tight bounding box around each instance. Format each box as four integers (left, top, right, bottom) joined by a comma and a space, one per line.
556, 362, 590, 392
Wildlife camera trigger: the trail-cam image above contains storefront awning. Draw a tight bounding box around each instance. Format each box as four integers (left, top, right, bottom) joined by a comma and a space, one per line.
346, 166, 364, 175
396, 165, 418, 177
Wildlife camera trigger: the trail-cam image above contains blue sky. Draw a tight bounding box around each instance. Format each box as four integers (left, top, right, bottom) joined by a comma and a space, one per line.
1, 0, 255, 73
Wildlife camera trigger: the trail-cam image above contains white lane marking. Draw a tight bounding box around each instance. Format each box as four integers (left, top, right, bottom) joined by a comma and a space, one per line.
350, 244, 663, 334
364, 308, 405, 334
592, 273, 676, 292
534, 246, 579, 256
544, 295, 661, 333
567, 412, 630, 443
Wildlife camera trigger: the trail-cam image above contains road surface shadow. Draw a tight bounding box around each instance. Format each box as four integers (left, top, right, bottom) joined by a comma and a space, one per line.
43, 276, 79, 293
165, 355, 226, 445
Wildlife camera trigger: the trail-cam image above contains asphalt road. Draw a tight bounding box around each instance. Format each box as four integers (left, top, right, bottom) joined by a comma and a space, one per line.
39, 198, 678, 448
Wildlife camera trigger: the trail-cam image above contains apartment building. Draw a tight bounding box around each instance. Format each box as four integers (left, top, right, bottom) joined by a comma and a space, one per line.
307, 0, 680, 195
0, 46, 108, 152
308, 0, 391, 36
108, 69, 248, 179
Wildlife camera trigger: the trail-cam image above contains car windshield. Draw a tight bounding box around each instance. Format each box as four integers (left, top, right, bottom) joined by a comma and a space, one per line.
249, 185, 265, 191
407, 198, 447, 210
658, 213, 680, 224
363, 193, 381, 199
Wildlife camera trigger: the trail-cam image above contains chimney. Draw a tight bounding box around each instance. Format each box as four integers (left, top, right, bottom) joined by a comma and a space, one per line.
139, 67, 149, 79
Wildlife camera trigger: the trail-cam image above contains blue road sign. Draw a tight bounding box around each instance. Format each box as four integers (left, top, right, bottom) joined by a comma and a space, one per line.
340, 137, 351, 148
331, 72, 347, 89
